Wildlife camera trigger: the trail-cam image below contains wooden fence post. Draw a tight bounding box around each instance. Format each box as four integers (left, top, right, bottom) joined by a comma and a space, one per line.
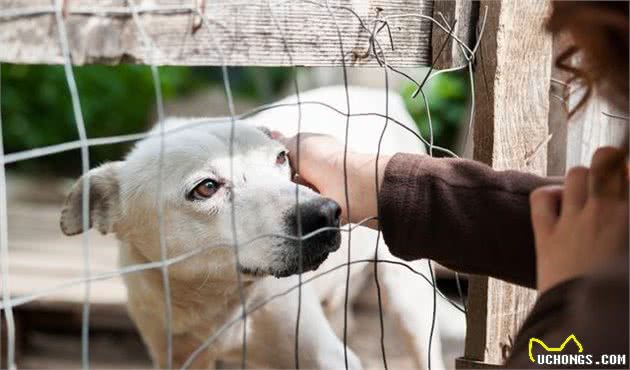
431, 0, 477, 69
455, 1, 553, 367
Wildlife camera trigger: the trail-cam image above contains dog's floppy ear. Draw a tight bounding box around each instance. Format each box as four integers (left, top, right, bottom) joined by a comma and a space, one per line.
60, 161, 122, 236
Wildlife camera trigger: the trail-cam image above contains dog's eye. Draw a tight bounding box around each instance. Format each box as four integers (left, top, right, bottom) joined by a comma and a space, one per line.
276, 150, 288, 166
190, 179, 220, 200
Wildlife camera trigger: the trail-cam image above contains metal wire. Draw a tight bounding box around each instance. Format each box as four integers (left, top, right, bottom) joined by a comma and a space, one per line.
0, 63, 16, 370
416, 18, 456, 369
366, 13, 472, 368
322, 2, 353, 368
0, 216, 457, 314
265, 2, 305, 367
0, 2, 486, 369
53, 1, 92, 367
0, 100, 463, 166
126, 2, 173, 367
427, 260, 438, 370
191, 6, 250, 367
180, 257, 465, 370
372, 37, 390, 370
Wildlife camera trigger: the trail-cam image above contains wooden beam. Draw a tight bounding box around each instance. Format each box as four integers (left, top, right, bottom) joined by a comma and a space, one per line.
0, 0, 432, 67
431, 0, 477, 69
462, 0, 553, 366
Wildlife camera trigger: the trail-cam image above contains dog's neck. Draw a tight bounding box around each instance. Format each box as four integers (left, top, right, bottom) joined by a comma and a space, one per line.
119, 239, 257, 334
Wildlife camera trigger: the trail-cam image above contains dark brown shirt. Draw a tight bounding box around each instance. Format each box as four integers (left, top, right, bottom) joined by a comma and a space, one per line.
379, 153, 629, 369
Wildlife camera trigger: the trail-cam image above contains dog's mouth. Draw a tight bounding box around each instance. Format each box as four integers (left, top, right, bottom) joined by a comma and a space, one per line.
271, 230, 341, 278
271, 248, 332, 278
238, 253, 329, 278
239, 230, 341, 278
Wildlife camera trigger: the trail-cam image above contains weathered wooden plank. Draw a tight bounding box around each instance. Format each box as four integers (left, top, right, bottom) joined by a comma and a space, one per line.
546, 34, 570, 176
6, 203, 126, 306
566, 91, 628, 168
480, 0, 552, 176
462, 0, 552, 367
431, 0, 476, 69
546, 35, 627, 178
0, 0, 432, 67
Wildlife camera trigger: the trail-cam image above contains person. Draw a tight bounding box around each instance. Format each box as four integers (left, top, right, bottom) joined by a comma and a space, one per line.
278, 1, 629, 368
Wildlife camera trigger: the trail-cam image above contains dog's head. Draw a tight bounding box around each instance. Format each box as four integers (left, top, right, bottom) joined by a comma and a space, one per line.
59, 119, 341, 280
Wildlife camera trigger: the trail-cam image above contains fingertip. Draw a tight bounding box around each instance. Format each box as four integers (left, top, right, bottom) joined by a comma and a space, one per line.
563, 166, 588, 214
590, 146, 627, 198
591, 146, 624, 171
270, 130, 285, 141
530, 185, 563, 232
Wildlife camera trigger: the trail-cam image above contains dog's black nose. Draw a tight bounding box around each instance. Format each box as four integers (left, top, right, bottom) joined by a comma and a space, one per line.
300, 198, 341, 235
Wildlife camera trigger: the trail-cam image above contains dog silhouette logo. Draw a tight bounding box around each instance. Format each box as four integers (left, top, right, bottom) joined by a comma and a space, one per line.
528, 334, 583, 363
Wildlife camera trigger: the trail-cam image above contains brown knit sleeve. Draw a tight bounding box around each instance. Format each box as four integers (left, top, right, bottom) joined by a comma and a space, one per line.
378, 153, 561, 288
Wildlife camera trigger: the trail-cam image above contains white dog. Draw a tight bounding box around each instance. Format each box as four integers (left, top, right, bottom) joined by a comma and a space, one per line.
60, 86, 444, 369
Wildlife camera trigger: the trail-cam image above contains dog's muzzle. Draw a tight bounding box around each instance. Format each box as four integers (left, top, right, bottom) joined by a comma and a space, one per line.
298, 197, 342, 241
274, 197, 342, 277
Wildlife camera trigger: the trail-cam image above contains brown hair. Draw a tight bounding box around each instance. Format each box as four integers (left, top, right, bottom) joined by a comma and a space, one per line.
547, 1, 629, 115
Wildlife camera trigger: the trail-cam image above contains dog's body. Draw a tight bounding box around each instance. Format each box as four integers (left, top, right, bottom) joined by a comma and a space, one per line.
61, 86, 444, 369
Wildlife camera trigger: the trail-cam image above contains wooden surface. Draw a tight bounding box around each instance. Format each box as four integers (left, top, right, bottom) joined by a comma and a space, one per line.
463, 0, 552, 366
472, 0, 552, 174
431, 0, 477, 69
3, 199, 131, 365
546, 34, 570, 177
566, 91, 628, 168
6, 203, 126, 308
0, 0, 432, 67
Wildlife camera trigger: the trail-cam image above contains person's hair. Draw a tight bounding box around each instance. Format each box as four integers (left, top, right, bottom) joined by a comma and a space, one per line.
547, 1, 629, 115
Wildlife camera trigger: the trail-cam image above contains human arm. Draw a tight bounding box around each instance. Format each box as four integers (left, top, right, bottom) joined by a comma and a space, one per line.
378, 153, 560, 288
279, 133, 559, 288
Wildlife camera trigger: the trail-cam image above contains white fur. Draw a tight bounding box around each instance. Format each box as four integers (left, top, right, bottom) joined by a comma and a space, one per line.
60, 86, 444, 369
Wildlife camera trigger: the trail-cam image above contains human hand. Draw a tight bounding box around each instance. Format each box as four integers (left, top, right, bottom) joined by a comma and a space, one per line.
530, 147, 629, 293
274, 132, 390, 226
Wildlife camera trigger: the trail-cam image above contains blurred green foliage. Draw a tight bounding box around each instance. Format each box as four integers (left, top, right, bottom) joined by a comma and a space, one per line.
1, 65, 291, 175
1, 64, 196, 174
401, 71, 469, 154
1, 64, 467, 175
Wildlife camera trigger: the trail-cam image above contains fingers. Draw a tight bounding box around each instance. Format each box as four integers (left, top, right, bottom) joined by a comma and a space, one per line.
292, 173, 320, 193
562, 166, 588, 215
535, 146, 627, 231
530, 185, 563, 234
562, 147, 627, 213
589, 146, 628, 200
270, 130, 285, 141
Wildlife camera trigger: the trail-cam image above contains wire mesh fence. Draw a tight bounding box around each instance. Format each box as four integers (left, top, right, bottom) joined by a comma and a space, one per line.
0, 1, 488, 369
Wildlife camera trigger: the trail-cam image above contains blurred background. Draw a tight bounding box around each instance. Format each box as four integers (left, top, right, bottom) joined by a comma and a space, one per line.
2, 64, 469, 175
2, 65, 469, 369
